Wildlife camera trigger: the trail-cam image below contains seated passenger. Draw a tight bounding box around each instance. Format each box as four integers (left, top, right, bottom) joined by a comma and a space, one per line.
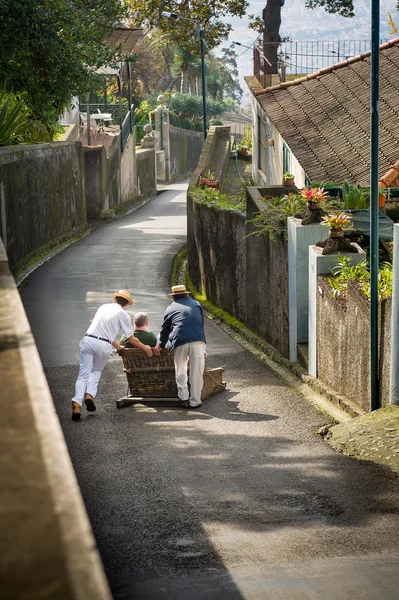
120, 312, 157, 348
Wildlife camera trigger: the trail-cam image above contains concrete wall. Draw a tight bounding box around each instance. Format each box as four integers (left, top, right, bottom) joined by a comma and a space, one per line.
120, 130, 138, 204
0, 239, 111, 600
169, 127, 203, 180
84, 135, 156, 218
187, 186, 290, 358
137, 148, 156, 200
0, 143, 87, 271
317, 278, 391, 411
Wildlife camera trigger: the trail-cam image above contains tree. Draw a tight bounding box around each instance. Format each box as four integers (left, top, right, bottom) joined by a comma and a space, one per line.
0, 0, 129, 131
250, 0, 355, 73
129, 0, 248, 50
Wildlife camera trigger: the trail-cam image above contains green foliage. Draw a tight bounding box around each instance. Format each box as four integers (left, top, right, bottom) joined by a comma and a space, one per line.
168, 111, 181, 128
129, 1, 249, 50
0, 0, 129, 131
210, 119, 224, 125
235, 125, 252, 151
167, 92, 228, 125
343, 180, 367, 209
328, 254, 393, 300
0, 91, 29, 146
190, 185, 245, 213
246, 194, 307, 241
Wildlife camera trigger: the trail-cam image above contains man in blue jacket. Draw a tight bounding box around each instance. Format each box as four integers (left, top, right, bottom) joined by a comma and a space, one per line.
154, 285, 206, 409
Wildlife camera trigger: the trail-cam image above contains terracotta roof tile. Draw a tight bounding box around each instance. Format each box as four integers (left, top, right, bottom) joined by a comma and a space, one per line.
253, 38, 399, 184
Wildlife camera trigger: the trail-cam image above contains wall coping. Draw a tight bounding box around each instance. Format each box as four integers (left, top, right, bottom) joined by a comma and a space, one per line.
0, 238, 111, 599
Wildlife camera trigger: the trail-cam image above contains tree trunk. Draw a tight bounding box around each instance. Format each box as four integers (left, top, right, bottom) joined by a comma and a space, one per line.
262, 0, 285, 74
180, 65, 189, 94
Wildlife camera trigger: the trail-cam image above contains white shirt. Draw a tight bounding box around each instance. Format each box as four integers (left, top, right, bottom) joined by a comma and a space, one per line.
86, 303, 133, 342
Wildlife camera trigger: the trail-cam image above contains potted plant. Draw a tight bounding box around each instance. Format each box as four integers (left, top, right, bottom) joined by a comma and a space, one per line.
283, 172, 295, 186
236, 142, 248, 157
200, 170, 218, 188
297, 186, 329, 225
316, 212, 359, 255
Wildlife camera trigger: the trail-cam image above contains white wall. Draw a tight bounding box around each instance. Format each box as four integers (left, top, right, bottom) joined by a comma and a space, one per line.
251, 94, 306, 189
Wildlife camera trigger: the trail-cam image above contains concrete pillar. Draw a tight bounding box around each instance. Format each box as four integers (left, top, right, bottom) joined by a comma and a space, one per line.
308, 244, 365, 377
288, 217, 326, 362
154, 95, 170, 181
390, 223, 399, 404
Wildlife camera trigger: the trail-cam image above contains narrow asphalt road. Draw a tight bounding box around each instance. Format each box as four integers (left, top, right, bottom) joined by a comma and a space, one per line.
22, 183, 399, 599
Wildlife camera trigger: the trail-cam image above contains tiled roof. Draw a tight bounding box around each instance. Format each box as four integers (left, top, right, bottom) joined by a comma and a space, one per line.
253, 38, 399, 185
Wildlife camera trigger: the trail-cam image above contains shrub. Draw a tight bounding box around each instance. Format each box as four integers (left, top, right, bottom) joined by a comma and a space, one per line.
328, 254, 392, 300
168, 111, 181, 128
246, 193, 307, 240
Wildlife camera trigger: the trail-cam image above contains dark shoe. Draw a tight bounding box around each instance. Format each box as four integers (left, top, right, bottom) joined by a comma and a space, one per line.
84, 397, 96, 412
72, 402, 81, 421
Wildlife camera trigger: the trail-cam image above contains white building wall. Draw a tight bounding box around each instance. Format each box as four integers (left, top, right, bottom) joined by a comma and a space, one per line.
251, 93, 306, 189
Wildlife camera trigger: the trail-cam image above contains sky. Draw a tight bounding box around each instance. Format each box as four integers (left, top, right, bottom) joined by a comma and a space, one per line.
219, 0, 399, 103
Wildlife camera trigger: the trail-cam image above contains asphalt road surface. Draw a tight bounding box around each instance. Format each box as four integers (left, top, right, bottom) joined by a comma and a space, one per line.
22, 183, 399, 599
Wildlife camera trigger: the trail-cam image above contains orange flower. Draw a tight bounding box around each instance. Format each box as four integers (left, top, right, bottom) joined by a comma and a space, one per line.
321, 212, 351, 229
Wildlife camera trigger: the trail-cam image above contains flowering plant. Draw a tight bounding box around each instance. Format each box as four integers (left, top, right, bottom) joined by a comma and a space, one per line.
299, 187, 328, 203
321, 212, 351, 230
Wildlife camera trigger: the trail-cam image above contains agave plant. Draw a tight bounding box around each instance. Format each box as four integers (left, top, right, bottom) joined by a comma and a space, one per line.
299, 186, 329, 204
321, 212, 351, 230
0, 92, 29, 146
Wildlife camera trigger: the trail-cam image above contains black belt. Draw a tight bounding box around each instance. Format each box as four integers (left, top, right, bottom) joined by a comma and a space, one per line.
85, 334, 112, 345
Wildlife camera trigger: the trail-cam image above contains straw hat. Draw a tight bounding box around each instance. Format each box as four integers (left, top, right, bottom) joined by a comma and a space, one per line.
112, 289, 133, 305
169, 285, 191, 295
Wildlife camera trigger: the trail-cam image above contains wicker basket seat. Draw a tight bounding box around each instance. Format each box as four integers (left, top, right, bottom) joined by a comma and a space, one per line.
117, 348, 226, 408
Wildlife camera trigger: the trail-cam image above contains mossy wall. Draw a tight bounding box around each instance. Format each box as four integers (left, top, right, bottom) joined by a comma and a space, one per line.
170, 128, 203, 180
187, 187, 290, 358
136, 149, 156, 200
317, 279, 391, 411
0, 143, 86, 270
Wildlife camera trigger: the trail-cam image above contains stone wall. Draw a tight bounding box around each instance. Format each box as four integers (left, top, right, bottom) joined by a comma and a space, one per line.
187, 197, 247, 320
187, 186, 290, 358
317, 279, 391, 411
169, 127, 203, 180
84, 135, 156, 218
136, 148, 156, 200
0, 143, 87, 271
246, 189, 290, 357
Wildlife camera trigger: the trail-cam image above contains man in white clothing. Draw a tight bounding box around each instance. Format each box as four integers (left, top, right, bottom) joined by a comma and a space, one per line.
71, 289, 153, 421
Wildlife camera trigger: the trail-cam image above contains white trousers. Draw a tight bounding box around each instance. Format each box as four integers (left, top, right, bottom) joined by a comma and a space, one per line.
72, 337, 112, 406
174, 342, 206, 406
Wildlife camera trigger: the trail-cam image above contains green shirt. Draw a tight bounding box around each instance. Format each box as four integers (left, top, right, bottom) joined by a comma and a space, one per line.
120, 329, 157, 348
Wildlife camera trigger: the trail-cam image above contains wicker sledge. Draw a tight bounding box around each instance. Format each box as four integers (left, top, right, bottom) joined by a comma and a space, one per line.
116, 348, 226, 408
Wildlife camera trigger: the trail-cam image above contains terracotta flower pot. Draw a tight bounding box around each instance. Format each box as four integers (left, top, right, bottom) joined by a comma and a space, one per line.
201, 178, 218, 188
329, 228, 344, 238
379, 193, 386, 209
237, 147, 248, 156
284, 177, 295, 187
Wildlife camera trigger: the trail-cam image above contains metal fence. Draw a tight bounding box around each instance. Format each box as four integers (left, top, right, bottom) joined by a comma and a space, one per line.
255, 39, 388, 81
78, 103, 129, 125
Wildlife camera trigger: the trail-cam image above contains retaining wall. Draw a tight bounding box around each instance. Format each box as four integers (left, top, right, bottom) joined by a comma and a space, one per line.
137, 148, 156, 200
169, 127, 203, 180
0, 143, 87, 271
317, 279, 391, 411
84, 134, 156, 218
187, 186, 290, 358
